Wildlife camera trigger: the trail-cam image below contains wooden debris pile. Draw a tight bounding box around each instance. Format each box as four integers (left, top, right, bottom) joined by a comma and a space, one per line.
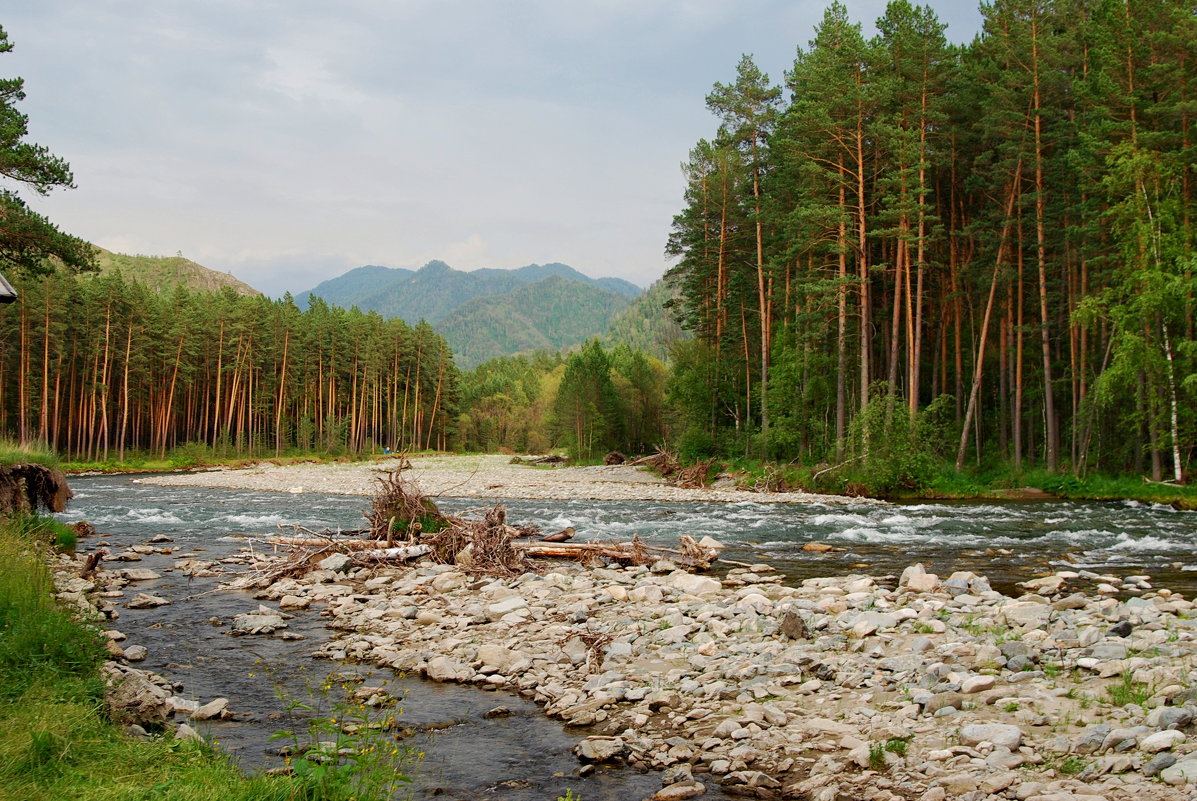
225, 467, 724, 587
508, 454, 566, 466
675, 459, 715, 489
628, 448, 680, 478
628, 449, 716, 489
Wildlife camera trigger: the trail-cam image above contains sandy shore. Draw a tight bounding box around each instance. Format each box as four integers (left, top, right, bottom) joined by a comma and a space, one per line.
137, 454, 870, 505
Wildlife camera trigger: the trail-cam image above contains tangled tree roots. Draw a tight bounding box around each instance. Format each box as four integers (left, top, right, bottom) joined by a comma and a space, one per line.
629, 448, 680, 478
366, 466, 448, 543
427, 505, 538, 576
0, 463, 72, 514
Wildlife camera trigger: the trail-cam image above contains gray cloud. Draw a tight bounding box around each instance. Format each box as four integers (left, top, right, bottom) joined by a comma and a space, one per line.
6, 1, 981, 297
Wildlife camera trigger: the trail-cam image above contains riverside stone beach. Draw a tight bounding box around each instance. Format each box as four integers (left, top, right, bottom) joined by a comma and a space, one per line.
52, 465, 1197, 800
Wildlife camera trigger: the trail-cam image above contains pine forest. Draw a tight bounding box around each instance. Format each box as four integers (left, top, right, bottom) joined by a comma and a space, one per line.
665, 0, 1197, 484
2, 0, 1196, 491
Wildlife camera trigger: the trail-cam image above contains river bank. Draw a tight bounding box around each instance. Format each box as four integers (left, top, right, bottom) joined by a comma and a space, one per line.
136, 454, 873, 505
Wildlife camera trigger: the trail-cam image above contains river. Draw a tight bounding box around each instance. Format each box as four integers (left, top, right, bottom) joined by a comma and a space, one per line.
55, 475, 1197, 798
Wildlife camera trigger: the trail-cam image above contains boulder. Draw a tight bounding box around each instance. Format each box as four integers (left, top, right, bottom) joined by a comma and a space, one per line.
575, 736, 625, 762
121, 569, 161, 581
190, 697, 229, 721
107, 669, 171, 727
425, 656, 473, 683
959, 723, 1023, 750
317, 553, 352, 573
126, 593, 170, 609
671, 572, 721, 595
231, 613, 286, 635
486, 596, 528, 621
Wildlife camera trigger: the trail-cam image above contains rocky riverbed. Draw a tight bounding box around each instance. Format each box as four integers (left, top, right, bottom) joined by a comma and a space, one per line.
49, 526, 1197, 801
260, 554, 1197, 801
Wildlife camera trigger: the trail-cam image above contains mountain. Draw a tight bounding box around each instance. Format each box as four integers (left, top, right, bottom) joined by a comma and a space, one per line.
295, 260, 641, 323
437, 275, 632, 368
294, 264, 413, 310
605, 279, 688, 361
94, 248, 259, 296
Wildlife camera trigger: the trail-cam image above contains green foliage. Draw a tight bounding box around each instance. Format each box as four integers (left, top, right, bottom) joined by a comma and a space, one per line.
664, 0, 1197, 482
0, 439, 58, 468
836, 383, 953, 496
1106, 671, 1153, 708
2, 272, 459, 461
554, 340, 623, 461
269, 670, 416, 801
867, 741, 888, 771
93, 248, 259, 296
439, 275, 633, 369
0, 519, 105, 702
605, 279, 688, 362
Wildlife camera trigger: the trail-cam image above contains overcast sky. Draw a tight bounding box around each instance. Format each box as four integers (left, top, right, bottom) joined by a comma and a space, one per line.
7, 1, 981, 297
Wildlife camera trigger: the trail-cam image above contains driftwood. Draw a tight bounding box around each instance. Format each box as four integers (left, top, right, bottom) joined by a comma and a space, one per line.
516, 533, 719, 570
675, 459, 715, 489
508, 454, 566, 466
629, 448, 680, 478
80, 550, 104, 578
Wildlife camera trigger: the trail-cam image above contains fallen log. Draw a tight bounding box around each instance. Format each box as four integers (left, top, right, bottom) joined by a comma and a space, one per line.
354, 544, 432, 561
541, 527, 575, 543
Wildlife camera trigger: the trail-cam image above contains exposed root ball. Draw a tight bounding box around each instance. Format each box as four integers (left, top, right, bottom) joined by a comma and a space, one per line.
0, 463, 72, 514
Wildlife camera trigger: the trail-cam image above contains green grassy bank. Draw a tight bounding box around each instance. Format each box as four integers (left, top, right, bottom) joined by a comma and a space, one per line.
0, 514, 413, 800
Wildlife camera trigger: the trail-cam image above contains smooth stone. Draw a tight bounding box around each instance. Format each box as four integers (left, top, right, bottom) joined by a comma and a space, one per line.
190, 697, 229, 721
959, 723, 1022, 750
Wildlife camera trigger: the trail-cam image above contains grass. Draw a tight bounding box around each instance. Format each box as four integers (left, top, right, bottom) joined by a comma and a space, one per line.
0, 439, 59, 469
1106, 671, 1153, 707
0, 516, 407, 800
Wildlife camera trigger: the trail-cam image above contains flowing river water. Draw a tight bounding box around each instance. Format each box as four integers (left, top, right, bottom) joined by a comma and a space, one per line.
56, 475, 1197, 799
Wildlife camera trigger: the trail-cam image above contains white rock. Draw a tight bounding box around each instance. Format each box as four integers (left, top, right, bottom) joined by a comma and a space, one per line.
425, 656, 473, 682
121, 569, 161, 581
959, 723, 1022, 750
191, 697, 229, 721
486, 596, 528, 621
671, 572, 722, 596
1141, 730, 1186, 752
961, 675, 996, 694
317, 553, 352, 573
174, 723, 204, 743
126, 593, 170, 609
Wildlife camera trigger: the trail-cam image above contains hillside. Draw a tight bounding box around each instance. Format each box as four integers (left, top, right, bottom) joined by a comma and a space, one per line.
437, 275, 631, 368
295, 260, 640, 323
94, 248, 259, 296
294, 264, 413, 310
604, 279, 688, 361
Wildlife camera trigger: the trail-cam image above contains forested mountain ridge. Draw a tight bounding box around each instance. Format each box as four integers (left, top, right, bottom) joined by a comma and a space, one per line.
294, 264, 414, 310
294, 259, 640, 323
94, 248, 260, 296
604, 279, 689, 362
438, 275, 632, 368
